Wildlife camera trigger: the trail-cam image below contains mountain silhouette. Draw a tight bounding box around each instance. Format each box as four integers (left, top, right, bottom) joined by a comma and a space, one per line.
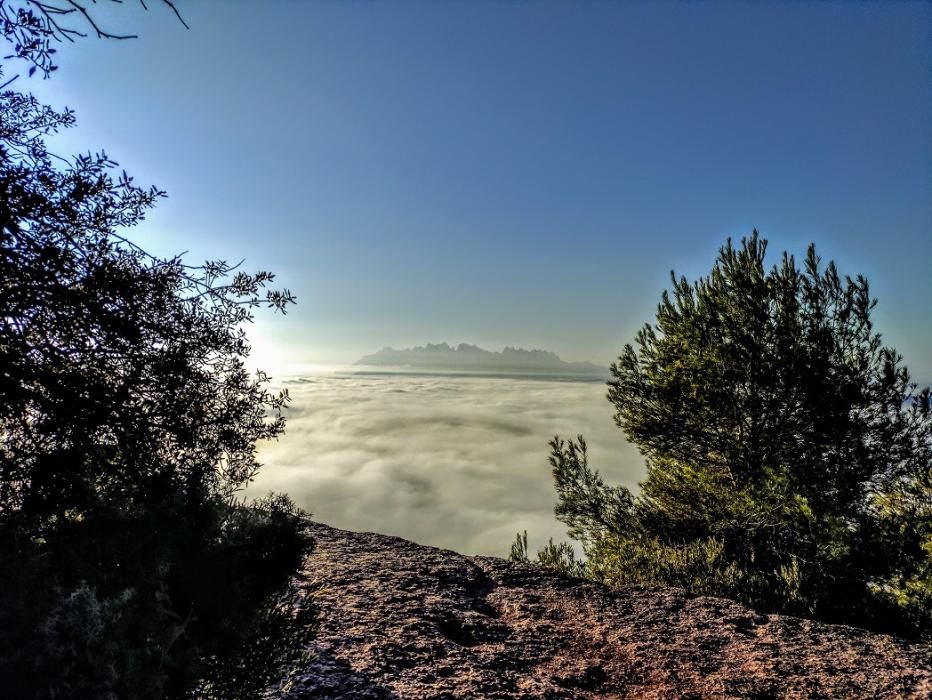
355, 343, 607, 376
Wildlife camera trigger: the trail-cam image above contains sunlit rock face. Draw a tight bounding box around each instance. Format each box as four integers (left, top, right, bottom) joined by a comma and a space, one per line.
283, 523, 932, 699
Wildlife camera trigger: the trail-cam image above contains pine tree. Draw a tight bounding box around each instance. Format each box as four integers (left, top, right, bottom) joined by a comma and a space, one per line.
549, 233, 932, 636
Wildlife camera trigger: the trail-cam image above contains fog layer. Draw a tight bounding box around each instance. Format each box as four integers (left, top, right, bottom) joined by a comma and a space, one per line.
246, 371, 643, 556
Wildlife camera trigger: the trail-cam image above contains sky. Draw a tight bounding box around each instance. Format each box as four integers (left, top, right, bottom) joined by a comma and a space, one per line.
22, 0, 932, 378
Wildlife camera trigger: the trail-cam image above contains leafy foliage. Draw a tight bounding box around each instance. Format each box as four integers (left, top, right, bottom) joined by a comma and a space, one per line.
544, 233, 932, 637
0, 7, 317, 697
0, 0, 186, 84
509, 530, 584, 578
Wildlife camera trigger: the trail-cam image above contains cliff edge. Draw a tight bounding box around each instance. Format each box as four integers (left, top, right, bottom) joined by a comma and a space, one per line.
282, 523, 931, 699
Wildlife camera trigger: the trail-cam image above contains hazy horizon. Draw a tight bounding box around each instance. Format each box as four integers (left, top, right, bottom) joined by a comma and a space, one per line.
20, 0, 931, 381
255, 343, 932, 390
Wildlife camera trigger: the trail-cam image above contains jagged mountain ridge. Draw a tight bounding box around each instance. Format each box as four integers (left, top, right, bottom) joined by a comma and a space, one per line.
354, 343, 607, 375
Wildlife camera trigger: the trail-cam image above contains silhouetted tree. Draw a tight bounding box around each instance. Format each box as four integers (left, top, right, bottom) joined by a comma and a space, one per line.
545, 233, 931, 637
0, 0, 187, 84
0, 3, 317, 697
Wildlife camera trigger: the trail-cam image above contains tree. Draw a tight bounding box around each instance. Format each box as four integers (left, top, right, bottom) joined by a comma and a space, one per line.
0, 3, 317, 696
0, 0, 187, 85
544, 233, 931, 636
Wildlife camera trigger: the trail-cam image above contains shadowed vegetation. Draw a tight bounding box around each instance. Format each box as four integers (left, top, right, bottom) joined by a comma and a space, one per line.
0, 2, 317, 696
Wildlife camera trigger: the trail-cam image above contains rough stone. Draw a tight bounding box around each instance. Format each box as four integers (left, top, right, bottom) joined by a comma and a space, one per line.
281, 523, 932, 699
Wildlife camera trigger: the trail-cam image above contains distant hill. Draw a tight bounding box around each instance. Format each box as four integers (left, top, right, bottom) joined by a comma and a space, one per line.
354, 343, 607, 376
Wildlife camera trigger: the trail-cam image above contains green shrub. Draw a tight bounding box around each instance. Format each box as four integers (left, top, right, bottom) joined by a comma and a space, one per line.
530, 234, 931, 638
510, 530, 585, 578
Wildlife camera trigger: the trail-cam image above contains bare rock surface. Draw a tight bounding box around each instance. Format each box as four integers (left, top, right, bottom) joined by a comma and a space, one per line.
282, 523, 931, 699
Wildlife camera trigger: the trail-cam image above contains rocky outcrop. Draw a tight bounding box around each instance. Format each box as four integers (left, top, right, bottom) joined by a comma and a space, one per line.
282, 523, 931, 699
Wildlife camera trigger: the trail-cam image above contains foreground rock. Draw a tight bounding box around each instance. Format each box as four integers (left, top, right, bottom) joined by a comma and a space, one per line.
282, 523, 931, 699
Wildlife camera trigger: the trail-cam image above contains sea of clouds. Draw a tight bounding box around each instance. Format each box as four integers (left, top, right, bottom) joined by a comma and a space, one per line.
246, 370, 644, 556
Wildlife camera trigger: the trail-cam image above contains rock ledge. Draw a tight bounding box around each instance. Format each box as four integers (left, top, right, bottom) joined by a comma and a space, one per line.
283, 523, 931, 699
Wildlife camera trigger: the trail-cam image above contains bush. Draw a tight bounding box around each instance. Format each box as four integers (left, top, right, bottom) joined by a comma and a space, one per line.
538, 234, 932, 637
509, 530, 585, 578
0, 6, 318, 695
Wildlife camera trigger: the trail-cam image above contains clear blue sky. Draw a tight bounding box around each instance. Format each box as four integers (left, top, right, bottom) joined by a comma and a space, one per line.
26, 0, 932, 377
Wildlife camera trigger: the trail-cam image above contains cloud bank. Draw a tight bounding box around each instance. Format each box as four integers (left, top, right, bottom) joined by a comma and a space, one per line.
246, 372, 643, 556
